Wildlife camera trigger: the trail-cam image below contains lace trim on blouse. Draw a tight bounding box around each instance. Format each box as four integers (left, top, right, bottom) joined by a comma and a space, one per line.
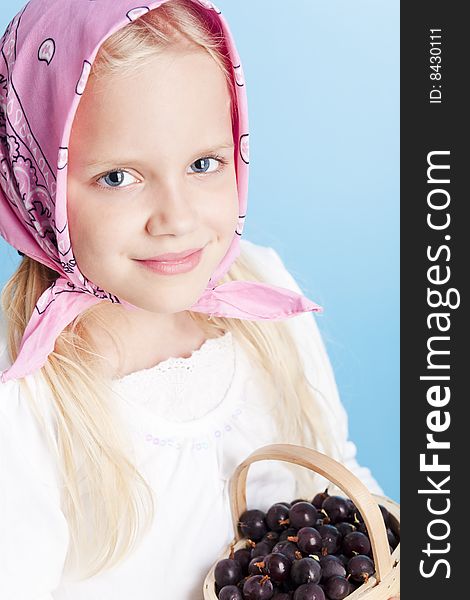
111, 331, 236, 423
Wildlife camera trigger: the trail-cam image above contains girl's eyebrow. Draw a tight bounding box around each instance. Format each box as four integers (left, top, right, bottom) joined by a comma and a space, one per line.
85, 141, 235, 171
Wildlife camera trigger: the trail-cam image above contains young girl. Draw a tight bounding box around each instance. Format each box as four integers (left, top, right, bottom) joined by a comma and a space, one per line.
0, 1, 392, 598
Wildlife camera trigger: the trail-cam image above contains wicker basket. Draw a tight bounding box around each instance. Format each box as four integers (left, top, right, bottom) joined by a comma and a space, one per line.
203, 443, 400, 599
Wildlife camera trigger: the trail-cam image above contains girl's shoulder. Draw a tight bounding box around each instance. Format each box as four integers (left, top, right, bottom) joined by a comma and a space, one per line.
0, 309, 59, 484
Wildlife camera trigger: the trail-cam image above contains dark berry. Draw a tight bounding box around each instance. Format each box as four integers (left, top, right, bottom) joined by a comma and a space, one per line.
289, 527, 322, 555
322, 496, 350, 524
272, 540, 301, 563
312, 488, 329, 508
335, 521, 356, 537
290, 557, 322, 586
233, 548, 251, 574
324, 575, 351, 600
243, 574, 274, 600
319, 554, 346, 579
342, 531, 371, 557
252, 541, 275, 559
248, 557, 267, 576
263, 552, 292, 583
219, 585, 243, 600
289, 502, 318, 529
239, 510, 268, 542
317, 524, 342, 555
344, 498, 356, 520
266, 503, 291, 532
215, 558, 243, 588
347, 554, 375, 583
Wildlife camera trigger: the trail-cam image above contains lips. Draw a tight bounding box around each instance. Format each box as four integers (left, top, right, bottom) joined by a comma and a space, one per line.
136, 246, 204, 276
140, 247, 203, 262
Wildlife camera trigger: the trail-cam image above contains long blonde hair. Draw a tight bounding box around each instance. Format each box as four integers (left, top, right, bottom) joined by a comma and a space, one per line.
1, 0, 340, 580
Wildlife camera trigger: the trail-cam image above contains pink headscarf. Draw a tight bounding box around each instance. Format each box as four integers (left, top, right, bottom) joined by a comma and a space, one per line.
0, 0, 322, 384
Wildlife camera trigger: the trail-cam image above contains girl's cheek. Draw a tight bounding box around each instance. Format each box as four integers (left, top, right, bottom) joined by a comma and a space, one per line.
214, 204, 238, 238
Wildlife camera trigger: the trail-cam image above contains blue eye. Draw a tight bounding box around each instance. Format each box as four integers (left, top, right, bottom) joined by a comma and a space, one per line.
96, 169, 139, 190
189, 156, 228, 175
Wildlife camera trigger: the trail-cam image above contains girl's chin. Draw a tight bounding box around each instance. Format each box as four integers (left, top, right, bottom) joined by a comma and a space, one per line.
121, 288, 207, 314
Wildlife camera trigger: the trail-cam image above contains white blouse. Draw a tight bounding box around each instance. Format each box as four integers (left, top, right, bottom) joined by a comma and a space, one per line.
0, 239, 384, 600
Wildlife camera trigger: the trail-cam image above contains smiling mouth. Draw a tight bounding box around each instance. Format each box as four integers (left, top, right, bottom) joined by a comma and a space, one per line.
134, 246, 205, 275
139, 247, 205, 262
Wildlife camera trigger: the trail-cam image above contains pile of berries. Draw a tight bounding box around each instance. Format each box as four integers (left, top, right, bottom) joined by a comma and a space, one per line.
213, 490, 399, 600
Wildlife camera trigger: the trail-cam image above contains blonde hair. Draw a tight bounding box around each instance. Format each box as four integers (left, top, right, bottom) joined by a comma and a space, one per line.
1, 0, 340, 580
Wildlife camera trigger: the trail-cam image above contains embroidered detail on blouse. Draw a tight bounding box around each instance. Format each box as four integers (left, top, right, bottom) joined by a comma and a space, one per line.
143, 404, 247, 452
111, 331, 236, 422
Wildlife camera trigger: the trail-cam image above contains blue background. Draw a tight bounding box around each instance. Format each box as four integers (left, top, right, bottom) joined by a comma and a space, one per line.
0, 0, 399, 502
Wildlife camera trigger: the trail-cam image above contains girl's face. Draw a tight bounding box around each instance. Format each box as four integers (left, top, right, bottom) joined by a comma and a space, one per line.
67, 46, 238, 314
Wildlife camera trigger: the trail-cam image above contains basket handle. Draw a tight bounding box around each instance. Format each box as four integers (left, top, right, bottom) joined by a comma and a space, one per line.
229, 443, 393, 582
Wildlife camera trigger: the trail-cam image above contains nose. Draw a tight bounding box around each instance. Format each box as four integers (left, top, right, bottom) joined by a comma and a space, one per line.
145, 179, 199, 237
